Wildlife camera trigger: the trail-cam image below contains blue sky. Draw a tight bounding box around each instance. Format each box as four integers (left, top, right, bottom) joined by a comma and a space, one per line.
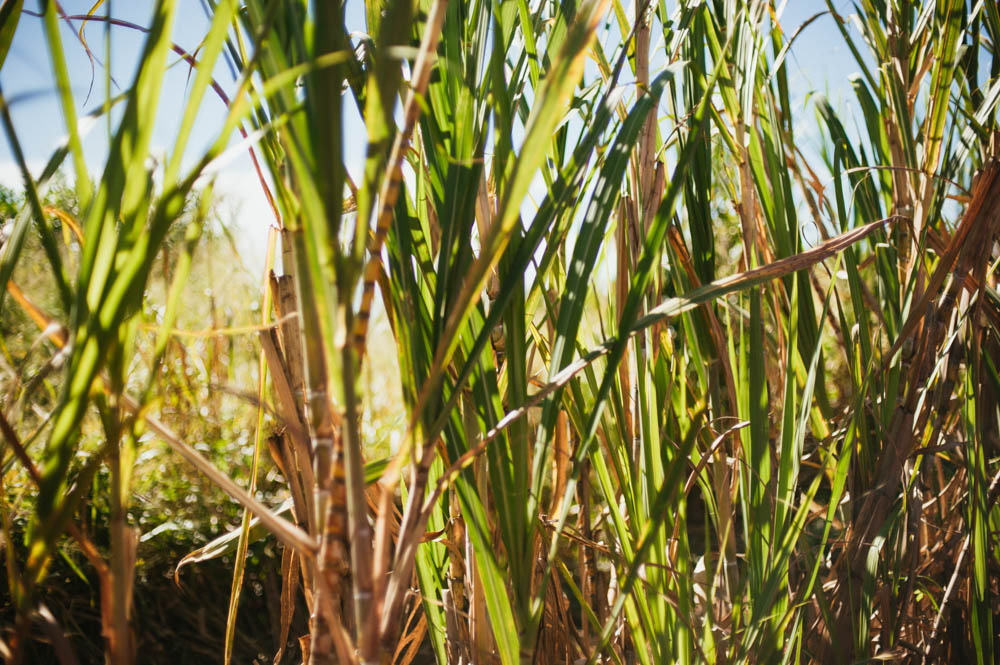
0, 0, 863, 268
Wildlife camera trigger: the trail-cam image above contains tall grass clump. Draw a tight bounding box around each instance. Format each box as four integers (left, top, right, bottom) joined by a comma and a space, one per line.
1, 0, 999, 663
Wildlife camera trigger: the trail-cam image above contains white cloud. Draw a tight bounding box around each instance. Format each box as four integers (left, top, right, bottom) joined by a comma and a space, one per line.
0, 159, 45, 190
212, 167, 281, 277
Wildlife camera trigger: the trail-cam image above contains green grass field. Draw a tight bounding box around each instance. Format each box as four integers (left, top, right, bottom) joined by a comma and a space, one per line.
1, 1, 1000, 663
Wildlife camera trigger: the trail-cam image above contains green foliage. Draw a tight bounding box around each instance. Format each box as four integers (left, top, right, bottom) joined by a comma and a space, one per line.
2, 1, 1000, 664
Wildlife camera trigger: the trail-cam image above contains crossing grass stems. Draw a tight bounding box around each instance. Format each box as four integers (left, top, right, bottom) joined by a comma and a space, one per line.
1, 0, 1000, 664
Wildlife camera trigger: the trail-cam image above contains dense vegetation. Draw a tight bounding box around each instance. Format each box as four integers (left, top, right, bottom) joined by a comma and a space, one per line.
2, 0, 1000, 663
